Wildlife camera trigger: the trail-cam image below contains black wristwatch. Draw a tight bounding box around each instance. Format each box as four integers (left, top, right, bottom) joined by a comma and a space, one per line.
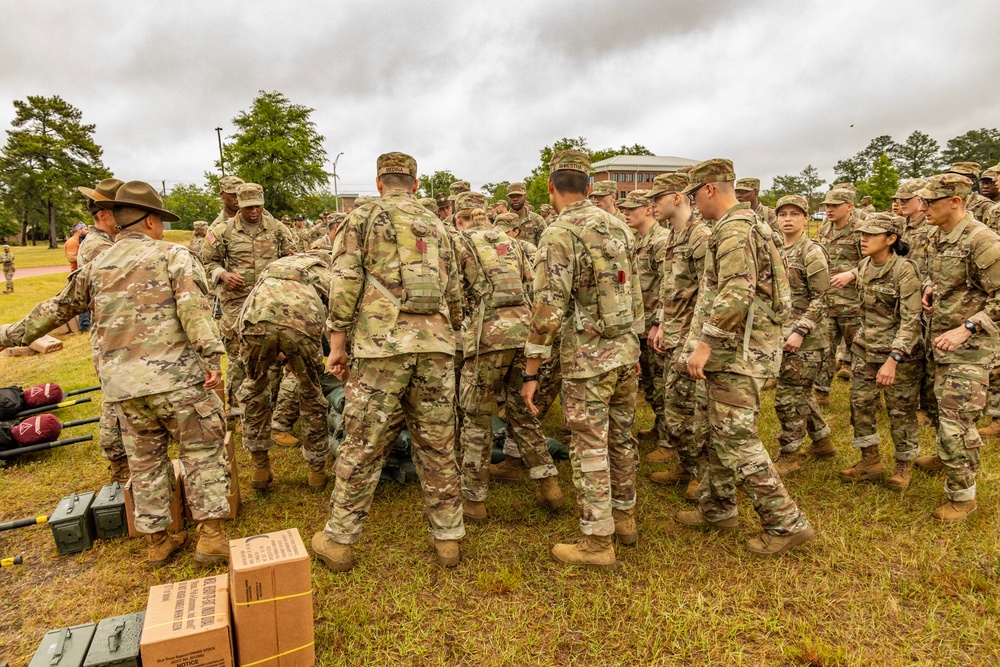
889, 351, 903, 363
521, 371, 539, 383
792, 327, 807, 337
965, 320, 978, 334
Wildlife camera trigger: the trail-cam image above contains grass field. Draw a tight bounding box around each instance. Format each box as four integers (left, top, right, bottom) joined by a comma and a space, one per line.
2, 230, 194, 271
2, 270, 999, 666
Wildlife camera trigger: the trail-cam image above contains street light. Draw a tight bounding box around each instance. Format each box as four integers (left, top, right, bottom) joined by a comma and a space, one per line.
332, 152, 344, 212
215, 127, 226, 176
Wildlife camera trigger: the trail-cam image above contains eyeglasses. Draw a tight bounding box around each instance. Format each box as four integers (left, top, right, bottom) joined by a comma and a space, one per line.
921, 197, 948, 205
686, 184, 705, 202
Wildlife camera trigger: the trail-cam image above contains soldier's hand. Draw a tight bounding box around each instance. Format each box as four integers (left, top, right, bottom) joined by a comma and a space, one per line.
327, 349, 350, 380
651, 326, 665, 354
204, 370, 222, 389
220, 271, 245, 290
783, 332, 803, 353
521, 380, 539, 415
830, 271, 856, 289
876, 359, 896, 388
687, 341, 711, 380
647, 325, 659, 348
934, 326, 972, 352
921, 286, 933, 313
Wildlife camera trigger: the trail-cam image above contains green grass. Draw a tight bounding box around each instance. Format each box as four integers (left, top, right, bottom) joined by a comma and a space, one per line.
1, 230, 194, 272
2, 272, 999, 666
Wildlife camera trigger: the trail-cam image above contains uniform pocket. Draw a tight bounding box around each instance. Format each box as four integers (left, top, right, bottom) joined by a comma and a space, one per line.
579, 448, 609, 473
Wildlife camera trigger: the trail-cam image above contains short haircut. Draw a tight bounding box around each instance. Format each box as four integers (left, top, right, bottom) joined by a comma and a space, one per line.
713, 181, 735, 196
549, 170, 589, 196
87, 200, 102, 218
112, 206, 151, 228
379, 173, 415, 190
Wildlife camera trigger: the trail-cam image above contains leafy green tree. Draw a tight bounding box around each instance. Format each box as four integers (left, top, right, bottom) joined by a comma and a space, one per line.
760, 165, 825, 209
416, 170, 460, 199
482, 181, 510, 203
218, 91, 329, 215
856, 154, 899, 211
941, 128, 1000, 170
0, 95, 110, 247
162, 183, 219, 230
891, 130, 942, 177
834, 135, 898, 185
0, 200, 19, 241
297, 190, 342, 219
524, 137, 589, 208
590, 144, 654, 163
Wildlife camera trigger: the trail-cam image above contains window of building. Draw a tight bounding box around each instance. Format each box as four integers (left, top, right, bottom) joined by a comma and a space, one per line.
627, 173, 633, 182
612, 173, 618, 182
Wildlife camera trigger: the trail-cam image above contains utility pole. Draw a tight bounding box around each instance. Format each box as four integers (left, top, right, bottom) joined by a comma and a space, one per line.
332, 152, 344, 212
215, 127, 226, 176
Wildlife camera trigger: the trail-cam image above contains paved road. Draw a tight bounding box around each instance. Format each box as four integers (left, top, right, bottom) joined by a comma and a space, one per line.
13, 265, 69, 279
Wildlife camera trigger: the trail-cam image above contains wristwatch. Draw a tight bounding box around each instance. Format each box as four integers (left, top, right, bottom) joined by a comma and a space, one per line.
520, 371, 539, 383
965, 320, 978, 334
792, 327, 807, 337
888, 351, 903, 363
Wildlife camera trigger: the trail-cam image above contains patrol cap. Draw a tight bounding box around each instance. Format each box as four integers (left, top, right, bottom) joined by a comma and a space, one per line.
218, 176, 245, 194
590, 181, 617, 197
449, 180, 470, 195
734, 178, 760, 192
892, 178, 927, 200
676, 165, 695, 175
77, 178, 124, 203
947, 162, 980, 180
981, 167, 998, 180
434, 192, 450, 208
507, 182, 527, 195
775, 194, 809, 215
647, 172, 689, 198
455, 191, 488, 214
96, 180, 180, 223
236, 183, 265, 207
618, 190, 652, 209
494, 212, 519, 233
681, 158, 736, 194
858, 212, 904, 237
832, 182, 857, 194
549, 149, 590, 174
2, 245, 8, 251
377, 152, 417, 178
417, 197, 437, 212
914, 173, 972, 200
539, 204, 552, 213
193, 220, 208, 229
821, 188, 856, 206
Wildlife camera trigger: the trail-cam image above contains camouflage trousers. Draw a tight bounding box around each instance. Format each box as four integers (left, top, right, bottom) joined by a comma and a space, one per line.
113, 384, 230, 533
816, 315, 860, 394
661, 347, 708, 475
3, 268, 12, 291
775, 350, 830, 453
503, 334, 564, 459
99, 399, 126, 461
698, 372, 810, 536
460, 348, 557, 502
849, 356, 922, 460
922, 358, 987, 502
270, 370, 300, 433
562, 363, 638, 537
639, 338, 668, 449
988, 365, 1000, 419
238, 323, 329, 463
324, 352, 464, 544
219, 298, 247, 410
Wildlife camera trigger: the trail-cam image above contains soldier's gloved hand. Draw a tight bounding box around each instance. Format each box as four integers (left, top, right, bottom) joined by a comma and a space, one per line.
220, 271, 245, 290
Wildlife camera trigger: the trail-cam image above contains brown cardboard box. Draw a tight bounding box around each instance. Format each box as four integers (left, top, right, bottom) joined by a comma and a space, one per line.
229, 529, 314, 667
52, 318, 81, 335
4, 346, 37, 357
141, 575, 234, 667
124, 460, 184, 538
29, 335, 63, 354
183, 431, 240, 521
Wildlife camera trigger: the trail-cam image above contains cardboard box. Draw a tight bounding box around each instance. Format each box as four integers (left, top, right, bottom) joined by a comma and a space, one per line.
229, 529, 314, 667
141, 576, 233, 667
124, 460, 184, 538
52, 318, 81, 335
183, 431, 239, 521
5, 346, 37, 357
29, 334, 63, 354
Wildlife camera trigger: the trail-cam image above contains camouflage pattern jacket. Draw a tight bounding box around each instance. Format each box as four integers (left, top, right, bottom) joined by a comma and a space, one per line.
782, 235, 829, 352
756, 203, 778, 232
851, 254, 923, 363
202, 212, 296, 304
925, 213, 1000, 366
78, 227, 115, 267
238, 252, 334, 341
326, 190, 463, 359
656, 215, 710, 351
818, 213, 863, 317
524, 199, 642, 380
0, 232, 223, 401
188, 234, 207, 259
293, 226, 312, 252
983, 201, 1000, 232
1, 250, 13, 270
682, 202, 783, 378
516, 209, 547, 247
900, 214, 933, 281
966, 193, 994, 223
634, 223, 671, 335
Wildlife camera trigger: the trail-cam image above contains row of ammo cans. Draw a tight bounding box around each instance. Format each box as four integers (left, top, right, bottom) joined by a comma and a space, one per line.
27, 612, 145, 667
48, 482, 127, 555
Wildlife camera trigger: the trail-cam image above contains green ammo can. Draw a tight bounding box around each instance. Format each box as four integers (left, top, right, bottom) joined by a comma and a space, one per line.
27, 623, 97, 667
83, 612, 145, 667
49, 491, 96, 555
91, 482, 127, 541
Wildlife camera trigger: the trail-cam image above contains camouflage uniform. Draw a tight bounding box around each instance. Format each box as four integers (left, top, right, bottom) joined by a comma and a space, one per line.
0, 226, 229, 534
322, 153, 465, 546
920, 175, 1000, 503
2, 246, 14, 293
735, 178, 777, 231
202, 185, 296, 412
236, 252, 334, 465
525, 155, 643, 537
188, 221, 209, 259
894, 179, 933, 280
680, 162, 810, 537
508, 182, 546, 246
816, 189, 863, 395
293, 222, 311, 252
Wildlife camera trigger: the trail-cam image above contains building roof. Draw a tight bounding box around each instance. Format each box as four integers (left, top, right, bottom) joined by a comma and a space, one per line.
591, 155, 699, 171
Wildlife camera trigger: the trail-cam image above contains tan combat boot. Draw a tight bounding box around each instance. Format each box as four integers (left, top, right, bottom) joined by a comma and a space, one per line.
932, 499, 977, 523
838, 446, 883, 483
675, 510, 738, 531
194, 520, 229, 563
637, 426, 656, 439
773, 449, 806, 476
745, 526, 816, 556
837, 363, 852, 381
815, 391, 830, 406
913, 454, 943, 473
250, 451, 273, 490
146, 530, 188, 567
644, 447, 676, 464
430, 536, 461, 567
684, 477, 700, 502
977, 419, 1000, 439
885, 460, 912, 491
271, 429, 299, 448
311, 531, 354, 572
763, 377, 778, 391
108, 456, 131, 484
807, 435, 836, 458
649, 465, 690, 486
489, 456, 523, 482
550, 534, 616, 568
307, 460, 328, 493
535, 476, 564, 509
462, 499, 487, 522
612, 509, 637, 545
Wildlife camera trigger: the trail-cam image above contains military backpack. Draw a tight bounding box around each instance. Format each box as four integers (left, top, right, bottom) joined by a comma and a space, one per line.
466, 228, 526, 308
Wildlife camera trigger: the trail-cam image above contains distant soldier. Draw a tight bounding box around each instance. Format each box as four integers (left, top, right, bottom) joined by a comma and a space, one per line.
913, 174, 1000, 522
538, 203, 554, 225
312, 152, 465, 572
676, 159, 815, 556
65, 222, 87, 272
0, 181, 232, 566
859, 196, 877, 215
280, 213, 292, 228
507, 182, 546, 246
493, 199, 508, 216
435, 192, 452, 221
735, 178, 777, 231
980, 167, 1000, 206
293, 214, 311, 252
2, 244, 14, 293
493, 212, 537, 259
418, 197, 438, 214
522, 149, 643, 567
892, 179, 932, 279
213, 176, 244, 224
588, 181, 623, 221
188, 221, 209, 258
947, 162, 993, 222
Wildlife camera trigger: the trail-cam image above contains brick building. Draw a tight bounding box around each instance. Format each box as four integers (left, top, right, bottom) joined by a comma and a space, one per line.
591, 155, 699, 198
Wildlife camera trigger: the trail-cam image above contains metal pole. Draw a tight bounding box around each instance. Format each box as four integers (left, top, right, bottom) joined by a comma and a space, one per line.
215, 127, 226, 177
332, 152, 343, 212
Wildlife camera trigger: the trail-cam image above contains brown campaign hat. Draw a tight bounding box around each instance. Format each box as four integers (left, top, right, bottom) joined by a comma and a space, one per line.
96, 181, 180, 222
681, 158, 736, 195
77, 178, 124, 203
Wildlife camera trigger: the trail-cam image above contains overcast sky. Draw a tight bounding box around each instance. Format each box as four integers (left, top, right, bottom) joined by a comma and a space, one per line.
2, 1, 998, 197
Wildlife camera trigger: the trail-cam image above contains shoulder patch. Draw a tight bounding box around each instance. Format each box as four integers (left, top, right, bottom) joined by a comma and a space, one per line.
205, 230, 216, 245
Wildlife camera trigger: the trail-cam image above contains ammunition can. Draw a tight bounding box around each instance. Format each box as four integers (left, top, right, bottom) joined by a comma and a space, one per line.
84, 612, 145, 667
91, 483, 127, 541
28, 624, 97, 667
49, 492, 96, 555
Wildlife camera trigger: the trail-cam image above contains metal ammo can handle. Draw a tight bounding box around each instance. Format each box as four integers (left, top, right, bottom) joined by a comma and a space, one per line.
108, 621, 126, 652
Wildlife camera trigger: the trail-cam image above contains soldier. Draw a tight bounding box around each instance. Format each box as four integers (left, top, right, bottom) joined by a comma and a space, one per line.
202, 183, 296, 419
293, 214, 310, 252
859, 196, 877, 215
947, 162, 993, 222
435, 192, 452, 221
494, 211, 537, 258
76, 178, 131, 483
828, 213, 923, 489
507, 182, 546, 246
213, 176, 244, 224
0, 181, 231, 566
816, 187, 863, 401
312, 152, 465, 572
236, 249, 334, 492
2, 244, 14, 293
912, 174, 1000, 521
619, 190, 670, 448
675, 159, 814, 556
418, 197, 438, 213
647, 173, 710, 503
451, 192, 562, 520
280, 213, 292, 228
588, 181, 618, 215
893, 179, 931, 279
493, 199, 509, 216
769, 195, 834, 475
521, 149, 643, 567
189, 221, 209, 258
64, 222, 87, 272
980, 167, 1000, 205
735, 178, 777, 231
539, 203, 553, 224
